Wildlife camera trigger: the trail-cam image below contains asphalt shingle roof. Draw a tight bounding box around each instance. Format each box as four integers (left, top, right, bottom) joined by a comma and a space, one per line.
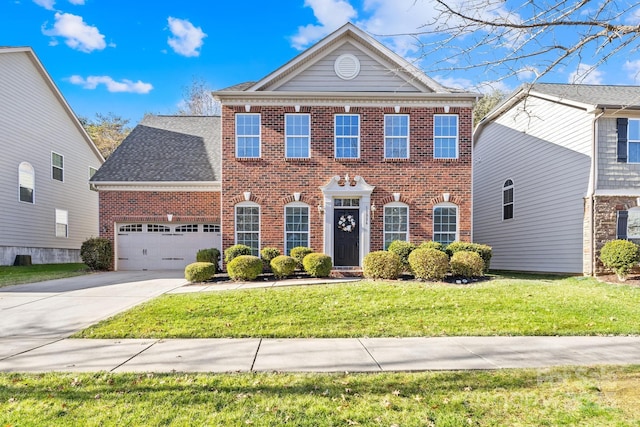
531, 83, 640, 108
91, 115, 220, 183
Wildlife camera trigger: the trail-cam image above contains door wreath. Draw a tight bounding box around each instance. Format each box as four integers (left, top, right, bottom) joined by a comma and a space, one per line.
337, 214, 356, 232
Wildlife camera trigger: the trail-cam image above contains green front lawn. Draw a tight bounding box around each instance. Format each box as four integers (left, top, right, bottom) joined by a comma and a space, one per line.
77, 274, 640, 338
0, 263, 89, 288
2, 367, 639, 426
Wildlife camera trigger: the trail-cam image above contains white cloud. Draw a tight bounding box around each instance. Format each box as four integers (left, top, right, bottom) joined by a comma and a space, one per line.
624, 60, 640, 83
68, 0, 85, 4
33, 0, 55, 9
167, 17, 206, 57
69, 75, 153, 94
291, 0, 357, 50
568, 63, 604, 84
42, 12, 106, 53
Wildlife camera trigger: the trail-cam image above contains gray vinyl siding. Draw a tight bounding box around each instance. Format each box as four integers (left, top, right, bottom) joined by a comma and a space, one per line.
0, 51, 102, 263
275, 42, 422, 93
597, 117, 640, 189
473, 97, 592, 273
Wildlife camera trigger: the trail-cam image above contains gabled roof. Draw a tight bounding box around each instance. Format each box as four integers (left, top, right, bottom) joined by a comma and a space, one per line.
91, 115, 220, 183
0, 46, 104, 163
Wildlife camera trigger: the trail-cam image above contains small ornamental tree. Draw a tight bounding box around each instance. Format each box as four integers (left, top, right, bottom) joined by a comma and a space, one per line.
600, 239, 640, 281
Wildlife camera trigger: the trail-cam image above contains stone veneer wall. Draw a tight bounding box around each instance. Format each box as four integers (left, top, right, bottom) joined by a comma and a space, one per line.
592, 195, 639, 274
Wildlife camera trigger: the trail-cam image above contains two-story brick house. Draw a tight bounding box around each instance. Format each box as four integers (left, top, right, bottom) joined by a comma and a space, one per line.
214, 23, 477, 267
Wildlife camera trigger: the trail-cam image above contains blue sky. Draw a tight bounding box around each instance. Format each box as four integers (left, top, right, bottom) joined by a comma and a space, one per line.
2, 0, 639, 124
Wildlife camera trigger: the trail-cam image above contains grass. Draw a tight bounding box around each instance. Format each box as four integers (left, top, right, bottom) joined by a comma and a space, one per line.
0, 263, 89, 288
77, 274, 640, 338
1, 366, 639, 426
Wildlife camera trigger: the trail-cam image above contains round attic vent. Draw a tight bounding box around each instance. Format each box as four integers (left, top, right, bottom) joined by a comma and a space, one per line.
334, 54, 360, 80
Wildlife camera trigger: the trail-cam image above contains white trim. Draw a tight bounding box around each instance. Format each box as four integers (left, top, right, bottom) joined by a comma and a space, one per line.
383, 202, 409, 249
334, 53, 361, 80
284, 202, 310, 255
235, 201, 261, 256
18, 161, 35, 204
284, 113, 311, 159
593, 189, 640, 197
320, 175, 375, 264
55, 208, 68, 238
433, 202, 459, 245
92, 181, 221, 192
502, 178, 514, 221
434, 114, 459, 159
334, 114, 360, 159
383, 114, 410, 159
235, 113, 261, 158
51, 151, 64, 182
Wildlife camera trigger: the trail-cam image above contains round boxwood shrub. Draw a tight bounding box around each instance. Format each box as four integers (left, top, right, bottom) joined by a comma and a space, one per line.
196, 248, 220, 272
184, 262, 216, 283
363, 251, 402, 280
387, 240, 416, 271
260, 247, 281, 271
226, 255, 263, 281
417, 241, 445, 252
270, 255, 297, 279
446, 241, 492, 273
80, 237, 113, 271
290, 246, 313, 269
600, 239, 640, 281
224, 244, 252, 263
303, 253, 332, 278
408, 248, 449, 281
450, 251, 485, 278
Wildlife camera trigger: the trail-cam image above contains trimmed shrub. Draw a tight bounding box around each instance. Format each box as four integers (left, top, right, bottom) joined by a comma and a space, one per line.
417, 241, 445, 253
224, 244, 252, 263
196, 248, 220, 272
408, 248, 449, 281
600, 239, 640, 281
303, 253, 332, 278
80, 237, 113, 271
270, 255, 297, 279
363, 251, 403, 280
450, 251, 485, 278
260, 247, 281, 271
290, 246, 313, 269
446, 241, 492, 272
387, 240, 416, 271
226, 255, 263, 281
184, 262, 216, 283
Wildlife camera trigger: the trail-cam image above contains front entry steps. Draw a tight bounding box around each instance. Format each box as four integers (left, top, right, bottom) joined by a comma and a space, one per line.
331, 266, 363, 278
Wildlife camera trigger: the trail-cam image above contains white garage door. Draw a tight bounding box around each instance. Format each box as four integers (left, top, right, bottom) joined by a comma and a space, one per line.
116, 223, 221, 271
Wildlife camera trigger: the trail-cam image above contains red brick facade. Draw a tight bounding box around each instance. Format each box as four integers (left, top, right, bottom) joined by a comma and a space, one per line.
220, 104, 473, 260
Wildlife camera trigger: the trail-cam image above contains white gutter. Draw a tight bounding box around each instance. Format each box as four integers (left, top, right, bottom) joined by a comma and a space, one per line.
587, 109, 605, 275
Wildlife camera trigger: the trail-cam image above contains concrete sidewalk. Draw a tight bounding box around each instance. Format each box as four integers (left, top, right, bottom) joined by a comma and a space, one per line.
1, 336, 639, 373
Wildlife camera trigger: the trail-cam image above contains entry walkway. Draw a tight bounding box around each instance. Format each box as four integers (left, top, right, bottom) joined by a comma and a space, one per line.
1, 273, 640, 373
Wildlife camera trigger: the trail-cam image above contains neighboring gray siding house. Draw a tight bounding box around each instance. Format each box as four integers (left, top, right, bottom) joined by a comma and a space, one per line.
473, 83, 640, 274
0, 47, 104, 265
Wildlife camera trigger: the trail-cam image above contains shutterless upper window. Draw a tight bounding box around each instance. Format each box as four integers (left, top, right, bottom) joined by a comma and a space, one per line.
285, 204, 309, 255
384, 204, 409, 249
55, 209, 68, 238
19, 162, 35, 203
433, 205, 457, 245
503, 179, 514, 220
434, 115, 459, 159
285, 114, 310, 158
235, 113, 261, 158
384, 115, 409, 159
52, 152, 64, 181
335, 114, 360, 159
235, 204, 260, 256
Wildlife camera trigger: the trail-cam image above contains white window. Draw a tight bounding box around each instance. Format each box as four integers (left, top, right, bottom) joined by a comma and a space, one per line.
55, 209, 68, 238
285, 114, 310, 158
434, 115, 459, 159
235, 113, 261, 158
335, 114, 360, 159
384, 203, 409, 249
629, 119, 640, 163
235, 202, 260, 256
503, 179, 514, 220
285, 203, 309, 255
89, 167, 98, 191
433, 203, 458, 245
19, 162, 35, 203
52, 152, 64, 182
384, 115, 409, 159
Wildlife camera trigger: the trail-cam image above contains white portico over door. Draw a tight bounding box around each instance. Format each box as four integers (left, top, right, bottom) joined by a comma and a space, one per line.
320, 175, 375, 266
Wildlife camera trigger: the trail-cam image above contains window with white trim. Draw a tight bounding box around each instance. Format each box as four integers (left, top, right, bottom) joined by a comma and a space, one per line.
285, 203, 309, 255
19, 162, 35, 203
235, 202, 260, 256
384, 203, 409, 249
434, 115, 458, 159
433, 203, 458, 245
119, 224, 142, 232
175, 224, 198, 232
235, 113, 261, 158
503, 179, 514, 220
285, 114, 310, 158
629, 119, 640, 163
52, 152, 64, 181
384, 115, 409, 159
148, 224, 170, 233
55, 209, 68, 238
335, 114, 360, 159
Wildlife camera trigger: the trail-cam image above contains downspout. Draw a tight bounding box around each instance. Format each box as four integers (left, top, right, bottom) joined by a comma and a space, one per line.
587, 109, 605, 275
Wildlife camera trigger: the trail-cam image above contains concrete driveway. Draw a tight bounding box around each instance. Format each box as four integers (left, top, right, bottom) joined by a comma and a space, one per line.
0, 271, 186, 358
